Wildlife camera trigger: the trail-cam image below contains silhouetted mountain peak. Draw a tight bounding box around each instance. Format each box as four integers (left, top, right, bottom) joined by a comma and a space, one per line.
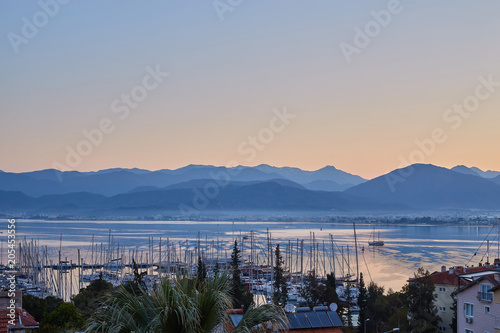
452, 165, 500, 179
346, 163, 500, 209
317, 165, 338, 171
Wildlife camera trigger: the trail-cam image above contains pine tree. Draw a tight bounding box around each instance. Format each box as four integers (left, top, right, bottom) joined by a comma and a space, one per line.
230, 240, 253, 310
231, 240, 242, 293
346, 279, 353, 329
300, 270, 324, 307
197, 255, 207, 287
325, 273, 343, 316
357, 273, 367, 333
273, 244, 288, 306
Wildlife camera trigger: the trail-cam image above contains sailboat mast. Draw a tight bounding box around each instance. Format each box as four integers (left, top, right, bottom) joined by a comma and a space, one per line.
353, 222, 359, 282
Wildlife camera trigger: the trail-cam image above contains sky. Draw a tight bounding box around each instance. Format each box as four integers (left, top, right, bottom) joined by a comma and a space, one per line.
1, 1, 500, 179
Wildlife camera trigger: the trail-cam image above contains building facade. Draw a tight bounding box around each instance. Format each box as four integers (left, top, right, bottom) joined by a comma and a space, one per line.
423, 265, 494, 332
455, 273, 500, 333
491, 283, 500, 333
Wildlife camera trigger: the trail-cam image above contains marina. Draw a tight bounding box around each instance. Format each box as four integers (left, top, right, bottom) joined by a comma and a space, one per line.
4, 219, 499, 303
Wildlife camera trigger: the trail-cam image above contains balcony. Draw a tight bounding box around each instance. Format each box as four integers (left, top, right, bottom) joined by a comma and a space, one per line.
477, 291, 493, 302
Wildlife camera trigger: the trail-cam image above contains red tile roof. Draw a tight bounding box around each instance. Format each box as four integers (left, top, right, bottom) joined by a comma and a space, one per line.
0, 308, 39, 333
417, 266, 494, 286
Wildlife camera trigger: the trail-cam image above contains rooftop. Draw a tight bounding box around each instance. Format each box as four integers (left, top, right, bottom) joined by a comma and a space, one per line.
410, 265, 499, 286
0, 308, 39, 333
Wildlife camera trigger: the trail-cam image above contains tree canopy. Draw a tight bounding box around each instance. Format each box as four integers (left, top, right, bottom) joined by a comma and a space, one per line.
403, 267, 440, 332
85, 273, 286, 333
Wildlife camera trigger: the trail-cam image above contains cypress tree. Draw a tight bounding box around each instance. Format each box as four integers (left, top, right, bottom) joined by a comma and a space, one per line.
273, 244, 288, 306
197, 255, 207, 287
230, 240, 253, 310
357, 273, 367, 333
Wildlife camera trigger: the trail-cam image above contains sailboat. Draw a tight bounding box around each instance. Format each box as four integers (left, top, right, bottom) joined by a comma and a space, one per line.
368, 228, 384, 246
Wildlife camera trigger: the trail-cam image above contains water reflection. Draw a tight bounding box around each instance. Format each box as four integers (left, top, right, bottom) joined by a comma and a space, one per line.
7, 219, 499, 294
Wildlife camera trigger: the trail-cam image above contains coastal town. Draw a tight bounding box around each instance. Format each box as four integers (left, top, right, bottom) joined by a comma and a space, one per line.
0, 219, 499, 332
3, 0, 500, 332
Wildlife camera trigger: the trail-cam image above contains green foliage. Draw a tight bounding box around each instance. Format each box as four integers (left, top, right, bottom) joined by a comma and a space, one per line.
22, 294, 63, 323
386, 289, 409, 332
356, 280, 408, 332
272, 244, 288, 306
230, 240, 254, 310
300, 270, 342, 311
403, 267, 440, 332
412, 322, 441, 333
72, 275, 113, 318
357, 273, 367, 332
345, 280, 353, 329
325, 273, 342, 314
40, 302, 85, 333
197, 255, 207, 287
450, 291, 457, 333
122, 259, 148, 295
132, 258, 147, 289
86, 273, 286, 333
233, 303, 287, 333
366, 281, 386, 329
300, 270, 321, 307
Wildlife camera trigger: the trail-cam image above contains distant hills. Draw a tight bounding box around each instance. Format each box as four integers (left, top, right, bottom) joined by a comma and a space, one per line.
346, 164, 500, 210
0, 180, 394, 216
0, 164, 365, 197
451, 165, 500, 179
2, 164, 500, 216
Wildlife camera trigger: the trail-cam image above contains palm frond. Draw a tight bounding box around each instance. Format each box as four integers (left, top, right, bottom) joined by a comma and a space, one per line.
233, 304, 288, 333
85, 272, 236, 333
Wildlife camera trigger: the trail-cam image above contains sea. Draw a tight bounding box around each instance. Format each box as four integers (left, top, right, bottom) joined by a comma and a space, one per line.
5, 219, 500, 298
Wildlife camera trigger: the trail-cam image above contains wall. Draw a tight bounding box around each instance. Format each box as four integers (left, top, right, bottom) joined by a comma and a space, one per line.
435, 284, 455, 333
457, 281, 498, 333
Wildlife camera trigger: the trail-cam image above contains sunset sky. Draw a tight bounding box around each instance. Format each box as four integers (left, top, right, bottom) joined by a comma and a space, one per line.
1, 1, 500, 179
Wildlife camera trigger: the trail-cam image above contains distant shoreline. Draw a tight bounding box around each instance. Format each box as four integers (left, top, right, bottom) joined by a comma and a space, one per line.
3, 215, 498, 226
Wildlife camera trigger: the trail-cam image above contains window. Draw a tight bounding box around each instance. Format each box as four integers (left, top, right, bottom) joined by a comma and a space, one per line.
484, 305, 490, 314
465, 330, 473, 333
439, 306, 446, 312
479, 284, 493, 301
464, 303, 474, 317
439, 287, 446, 293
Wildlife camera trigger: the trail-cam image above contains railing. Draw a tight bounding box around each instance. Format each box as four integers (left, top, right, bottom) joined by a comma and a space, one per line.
477, 292, 493, 302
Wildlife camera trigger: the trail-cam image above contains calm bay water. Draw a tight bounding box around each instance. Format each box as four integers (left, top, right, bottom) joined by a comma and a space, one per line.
7, 219, 500, 293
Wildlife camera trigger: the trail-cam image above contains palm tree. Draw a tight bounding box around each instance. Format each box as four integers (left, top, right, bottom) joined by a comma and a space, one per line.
232, 303, 287, 333
85, 273, 287, 333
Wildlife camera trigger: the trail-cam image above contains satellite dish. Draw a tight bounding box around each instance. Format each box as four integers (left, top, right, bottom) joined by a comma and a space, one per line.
329, 303, 338, 311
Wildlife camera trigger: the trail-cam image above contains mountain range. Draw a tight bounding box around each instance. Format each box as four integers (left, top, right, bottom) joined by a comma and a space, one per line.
0, 164, 365, 197
1, 164, 500, 216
